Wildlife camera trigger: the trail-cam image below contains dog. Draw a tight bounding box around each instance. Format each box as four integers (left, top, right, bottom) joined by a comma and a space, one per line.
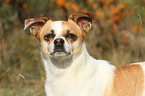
24, 12, 145, 96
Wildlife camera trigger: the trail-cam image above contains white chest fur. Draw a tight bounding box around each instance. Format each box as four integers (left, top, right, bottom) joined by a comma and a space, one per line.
42, 46, 115, 96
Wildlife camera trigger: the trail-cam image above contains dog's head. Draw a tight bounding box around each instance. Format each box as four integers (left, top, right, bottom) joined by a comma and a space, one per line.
24, 12, 94, 60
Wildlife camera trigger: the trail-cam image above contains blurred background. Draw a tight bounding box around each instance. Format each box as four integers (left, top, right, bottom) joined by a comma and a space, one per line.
0, 0, 145, 95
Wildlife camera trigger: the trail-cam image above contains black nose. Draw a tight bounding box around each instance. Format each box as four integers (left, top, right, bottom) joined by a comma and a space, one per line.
54, 38, 65, 52
54, 38, 64, 46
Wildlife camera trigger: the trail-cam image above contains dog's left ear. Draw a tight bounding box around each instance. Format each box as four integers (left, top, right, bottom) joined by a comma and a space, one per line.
69, 12, 94, 36
24, 17, 49, 39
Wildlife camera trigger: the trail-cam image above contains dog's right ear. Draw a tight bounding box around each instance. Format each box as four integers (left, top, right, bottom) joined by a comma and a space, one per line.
24, 17, 49, 39
68, 12, 94, 37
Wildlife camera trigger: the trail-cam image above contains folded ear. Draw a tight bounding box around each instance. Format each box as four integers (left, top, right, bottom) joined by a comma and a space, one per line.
68, 12, 94, 36
24, 17, 49, 39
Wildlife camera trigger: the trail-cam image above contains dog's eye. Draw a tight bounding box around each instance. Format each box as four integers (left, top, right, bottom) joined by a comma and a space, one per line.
44, 34, 55, 41
66, 33, 77, 41
51, 30, 54, 33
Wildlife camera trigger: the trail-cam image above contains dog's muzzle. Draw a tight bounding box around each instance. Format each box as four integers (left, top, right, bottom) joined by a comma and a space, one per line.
49, 38, 72, 59
54, 38, 65, 52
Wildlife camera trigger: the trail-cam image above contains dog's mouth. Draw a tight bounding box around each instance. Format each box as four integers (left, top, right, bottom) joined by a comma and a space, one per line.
54, 46, 65, 52
49, 47, 72, 59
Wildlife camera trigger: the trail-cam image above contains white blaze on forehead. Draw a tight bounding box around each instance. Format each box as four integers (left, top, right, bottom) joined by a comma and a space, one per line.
51, 21, 63, 35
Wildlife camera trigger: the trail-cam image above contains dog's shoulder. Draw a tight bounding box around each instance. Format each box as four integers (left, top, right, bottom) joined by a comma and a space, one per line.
88, 57, 115, 71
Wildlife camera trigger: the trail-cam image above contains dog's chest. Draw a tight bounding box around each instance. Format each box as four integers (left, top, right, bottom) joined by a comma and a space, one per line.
45, 60, 115, 96
46, 74, 99, 96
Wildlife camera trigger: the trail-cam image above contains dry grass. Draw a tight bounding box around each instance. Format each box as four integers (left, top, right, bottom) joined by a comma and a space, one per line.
0, 23, 45, 95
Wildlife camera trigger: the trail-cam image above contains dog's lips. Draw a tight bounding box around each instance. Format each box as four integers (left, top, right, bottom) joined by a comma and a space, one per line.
49, 50, 72, 59
50, 51, 70, 55
54, 47, 65, 52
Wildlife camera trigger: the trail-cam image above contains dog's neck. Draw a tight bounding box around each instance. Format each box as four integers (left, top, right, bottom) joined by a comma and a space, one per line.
41, 43, 89, 77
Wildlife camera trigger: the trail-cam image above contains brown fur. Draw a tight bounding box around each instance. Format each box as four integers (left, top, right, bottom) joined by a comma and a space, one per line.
112, 64, 144, 96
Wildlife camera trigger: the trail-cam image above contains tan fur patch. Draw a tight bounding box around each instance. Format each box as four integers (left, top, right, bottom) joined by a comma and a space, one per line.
62, 20, 85, 55
112, 64, 144, 96
40, 20, 52, 41
39, 20, 52, 55
62, 19, 83, 39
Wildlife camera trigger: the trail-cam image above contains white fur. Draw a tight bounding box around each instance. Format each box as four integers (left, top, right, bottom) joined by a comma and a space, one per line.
51, 21, 63, 35
42, 44, 115, 96
49, 21, 63, 55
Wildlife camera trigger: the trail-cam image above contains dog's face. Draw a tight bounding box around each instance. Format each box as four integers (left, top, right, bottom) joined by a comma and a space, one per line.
24, 12, 94, 60
40, 20, 83, 60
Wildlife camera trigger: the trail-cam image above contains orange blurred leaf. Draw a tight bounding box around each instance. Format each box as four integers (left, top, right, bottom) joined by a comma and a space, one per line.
86, 0, 93, 6
100, 0, 114, 7
22, 4, 28, 9
48, 3, 53, 8
122, 33, 128, 44
66, 2, 79, 11
5, 0, 12, 4
111, 25, 118, 32
100, 0, 107, 7
117, 3, 126, 9
96, 10, 104, 18
108, 0, 114, 3
125, 9, 136, 16
56, 0, 65, 8
109, 5, 119, 16
109, 15, 120, 24
82, 8, 88, 12
93, 3, 98, 9
110, 13, 125, 24
131, 25, 143, 31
